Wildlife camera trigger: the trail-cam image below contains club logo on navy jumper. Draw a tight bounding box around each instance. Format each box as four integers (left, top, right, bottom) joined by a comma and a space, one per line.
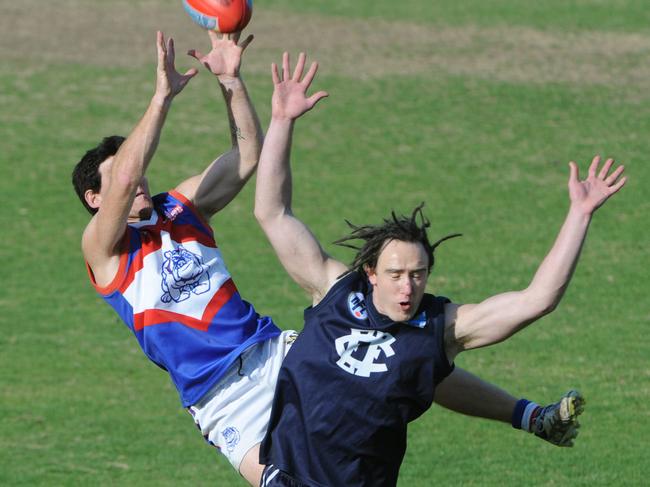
347, 292, 368, 320
160, 245, 211, 303
335, 329, 396, 377
222, 426, 240, 452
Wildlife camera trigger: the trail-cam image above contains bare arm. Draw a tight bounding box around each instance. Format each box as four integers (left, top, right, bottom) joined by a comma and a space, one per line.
434, 367, 516, 423
82, 32, 197, 285
176, 31, 262, 220
445, 156, 627, 361
254, 52, 346, 303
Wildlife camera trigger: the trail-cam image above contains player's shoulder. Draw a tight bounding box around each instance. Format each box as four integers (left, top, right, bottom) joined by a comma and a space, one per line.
81, 209, 132, 263
423, 293, 450, 305
415, 293, 449, 314
442, 300, 463, 322
82, 221, 126, 289
81, 213, 108, 258
310, 268, 361, 308
326, 268, 364, 294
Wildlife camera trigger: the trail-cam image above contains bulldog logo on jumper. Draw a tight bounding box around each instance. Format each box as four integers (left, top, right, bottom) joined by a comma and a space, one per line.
160, 245, 210, 303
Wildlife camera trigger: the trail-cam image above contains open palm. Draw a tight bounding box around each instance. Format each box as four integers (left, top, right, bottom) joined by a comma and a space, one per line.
156, 32, 197, 99
188, 31, 253, 78
271, 52, 328, 120
568, 156, 626, 215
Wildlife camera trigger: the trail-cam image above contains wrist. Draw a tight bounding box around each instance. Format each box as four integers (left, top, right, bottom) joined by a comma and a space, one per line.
270, 115, 296, 126
568, 202, 594, 220
217, 74, 242, 87
151, 92, 173, 110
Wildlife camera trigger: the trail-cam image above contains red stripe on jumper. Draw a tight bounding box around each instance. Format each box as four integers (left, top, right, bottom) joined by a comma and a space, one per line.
133, 278, 237, 332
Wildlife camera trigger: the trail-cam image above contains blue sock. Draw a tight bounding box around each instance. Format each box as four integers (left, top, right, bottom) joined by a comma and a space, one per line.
512, 398, 529, 429
512, 398, 540, 431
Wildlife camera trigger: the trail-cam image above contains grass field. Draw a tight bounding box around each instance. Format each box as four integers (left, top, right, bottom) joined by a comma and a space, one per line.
1, 0, 648, 485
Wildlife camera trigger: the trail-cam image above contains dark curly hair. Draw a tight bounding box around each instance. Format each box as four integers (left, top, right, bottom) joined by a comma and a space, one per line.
334, 203, 461, 276
71, 135, 125, 214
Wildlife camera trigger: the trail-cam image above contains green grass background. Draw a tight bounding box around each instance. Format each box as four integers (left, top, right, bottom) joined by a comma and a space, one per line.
1, 0, 648, 485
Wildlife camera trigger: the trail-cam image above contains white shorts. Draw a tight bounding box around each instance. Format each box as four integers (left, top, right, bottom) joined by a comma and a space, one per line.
187, 330, 298, 472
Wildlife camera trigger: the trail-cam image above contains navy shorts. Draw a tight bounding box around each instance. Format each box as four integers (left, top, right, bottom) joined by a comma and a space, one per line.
260, 465, 308, 487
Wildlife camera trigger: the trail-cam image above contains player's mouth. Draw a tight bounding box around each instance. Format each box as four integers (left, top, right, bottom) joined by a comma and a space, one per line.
399, 301, 411, 312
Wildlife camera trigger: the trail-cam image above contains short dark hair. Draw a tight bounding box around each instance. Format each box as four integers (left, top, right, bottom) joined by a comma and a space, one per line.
334, 203, 461, 276
71, 135, 125, 214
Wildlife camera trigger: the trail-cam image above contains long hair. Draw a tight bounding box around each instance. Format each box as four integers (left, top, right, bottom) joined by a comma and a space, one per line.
334, 203, 461, 276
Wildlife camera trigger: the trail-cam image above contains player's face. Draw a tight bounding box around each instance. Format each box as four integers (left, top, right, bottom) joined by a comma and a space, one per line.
366, 239, 429, 322
95, 157, 153, 220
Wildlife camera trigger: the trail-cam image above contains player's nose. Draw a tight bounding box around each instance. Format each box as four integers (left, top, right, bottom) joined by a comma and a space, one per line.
400, 278, 412, 295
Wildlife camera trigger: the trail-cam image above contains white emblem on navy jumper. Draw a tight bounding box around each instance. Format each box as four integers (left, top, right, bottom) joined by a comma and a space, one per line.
335, 329, 396, 377
160, 245, 211, 303
347, 292, 368, 320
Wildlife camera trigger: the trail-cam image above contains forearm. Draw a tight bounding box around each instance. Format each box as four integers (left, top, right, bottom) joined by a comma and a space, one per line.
254, 117, 295, 223
434, 368, 516, 423
218, 76, 263, 175
176, 78, 263, 217
526, 204, 592, 311
111, 94, 171, 192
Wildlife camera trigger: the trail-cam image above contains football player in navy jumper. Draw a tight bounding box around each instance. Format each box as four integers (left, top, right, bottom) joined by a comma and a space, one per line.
254, 53, 626, 487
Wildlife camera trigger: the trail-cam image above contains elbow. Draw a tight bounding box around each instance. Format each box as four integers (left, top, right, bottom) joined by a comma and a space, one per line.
253, 205, 268, 224
253, 203, 278, 226
240, 138, 262, 166
523, 284, 565, 320
539, 299, 560, 317
528, 301, 558, 323
231, 147, 259, 182
254, 205, 291, 231
112, 167, 143, 194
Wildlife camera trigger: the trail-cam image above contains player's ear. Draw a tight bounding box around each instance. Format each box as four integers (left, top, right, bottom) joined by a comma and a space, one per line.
364, 264, 378, 285
85, 189, 101, 211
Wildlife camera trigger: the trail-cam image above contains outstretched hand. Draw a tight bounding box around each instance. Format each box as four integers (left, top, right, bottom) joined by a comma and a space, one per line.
187, 31, 253, 79
271, 52, 328, 121
568, 155, 626, 215
155, 31, 198, 101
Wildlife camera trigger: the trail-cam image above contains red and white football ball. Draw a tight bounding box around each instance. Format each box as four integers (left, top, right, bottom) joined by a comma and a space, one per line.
182, 0, 253, 33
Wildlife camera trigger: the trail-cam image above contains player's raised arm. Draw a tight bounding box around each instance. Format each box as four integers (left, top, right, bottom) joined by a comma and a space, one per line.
254, 52, 346, 303
82, 31, 197, 284
444, 156, 627, 361
176, 31, 262, 220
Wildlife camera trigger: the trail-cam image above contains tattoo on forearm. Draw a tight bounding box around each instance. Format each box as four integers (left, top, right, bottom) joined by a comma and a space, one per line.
233, 126, 245, 140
